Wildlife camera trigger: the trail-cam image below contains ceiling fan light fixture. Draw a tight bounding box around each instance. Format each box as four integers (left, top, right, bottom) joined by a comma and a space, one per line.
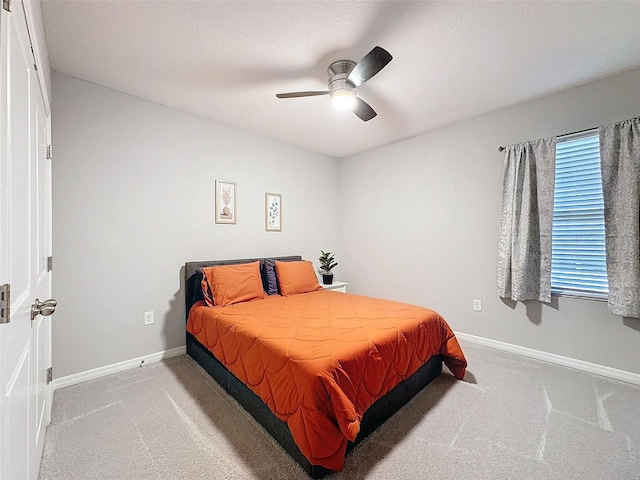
330, 89, 357, 112
275, 47, 392, 122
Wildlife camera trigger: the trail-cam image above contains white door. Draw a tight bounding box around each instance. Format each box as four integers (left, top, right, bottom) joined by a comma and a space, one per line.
29, 42, 53, 480
0, 0, 54, 478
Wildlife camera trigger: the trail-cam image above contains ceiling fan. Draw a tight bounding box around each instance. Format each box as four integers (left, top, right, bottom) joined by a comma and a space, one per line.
276, 46, 393, 122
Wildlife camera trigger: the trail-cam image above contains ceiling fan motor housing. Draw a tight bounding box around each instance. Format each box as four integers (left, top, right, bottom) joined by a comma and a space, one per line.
328, 60, 357, 93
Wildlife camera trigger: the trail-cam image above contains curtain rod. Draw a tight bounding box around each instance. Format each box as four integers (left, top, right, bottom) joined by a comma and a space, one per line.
497, 126, 597, 152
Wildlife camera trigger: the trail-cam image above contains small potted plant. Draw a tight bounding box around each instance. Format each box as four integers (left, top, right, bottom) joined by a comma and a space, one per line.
319, 250, 338, 285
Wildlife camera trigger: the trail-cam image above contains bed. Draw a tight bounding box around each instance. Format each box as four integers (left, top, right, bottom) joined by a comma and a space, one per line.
184, 256, 467, 478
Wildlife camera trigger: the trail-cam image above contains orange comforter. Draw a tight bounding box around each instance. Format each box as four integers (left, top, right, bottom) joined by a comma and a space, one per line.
186, 289, 466, 471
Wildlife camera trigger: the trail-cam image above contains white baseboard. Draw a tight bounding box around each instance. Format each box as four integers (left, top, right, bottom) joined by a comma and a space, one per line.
53, 335, 640, 389
454, 332, 640, 386
52, 345, 186, 390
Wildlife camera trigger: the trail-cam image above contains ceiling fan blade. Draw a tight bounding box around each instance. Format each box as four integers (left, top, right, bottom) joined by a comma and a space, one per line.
276, 91, 330, 98
353, 97, 377, 122
346, 46, 393, 88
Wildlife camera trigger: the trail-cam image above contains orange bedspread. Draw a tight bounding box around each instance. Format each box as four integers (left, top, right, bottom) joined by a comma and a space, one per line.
186, 289, 467, 471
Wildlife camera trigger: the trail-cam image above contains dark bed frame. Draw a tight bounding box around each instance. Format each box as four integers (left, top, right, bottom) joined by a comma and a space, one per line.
184, 256, 443, 478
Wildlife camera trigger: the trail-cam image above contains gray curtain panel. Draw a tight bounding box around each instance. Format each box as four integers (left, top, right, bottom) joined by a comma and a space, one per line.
498, 138, 556, 302
599, 117, 640, 318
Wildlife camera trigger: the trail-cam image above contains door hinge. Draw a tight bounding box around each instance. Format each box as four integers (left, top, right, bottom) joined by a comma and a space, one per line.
0, 284, 10, 324
46, 367, 53, 385
2, 0, 11, 13
46, 144, 53, 160
47, 256, 53, 272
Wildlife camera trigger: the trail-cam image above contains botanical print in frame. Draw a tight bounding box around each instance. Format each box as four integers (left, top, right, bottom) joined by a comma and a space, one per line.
265, 193, 282, 232
215, 180, 237, 224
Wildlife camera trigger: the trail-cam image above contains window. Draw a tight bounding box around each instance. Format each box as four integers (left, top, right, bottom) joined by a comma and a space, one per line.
551, 131, 608, 299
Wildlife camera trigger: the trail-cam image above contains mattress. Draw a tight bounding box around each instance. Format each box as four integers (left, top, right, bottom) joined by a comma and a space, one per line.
186, 288, 466, 471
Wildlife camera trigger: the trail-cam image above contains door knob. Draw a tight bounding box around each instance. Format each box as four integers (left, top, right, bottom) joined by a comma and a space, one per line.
31, 298, 57, 320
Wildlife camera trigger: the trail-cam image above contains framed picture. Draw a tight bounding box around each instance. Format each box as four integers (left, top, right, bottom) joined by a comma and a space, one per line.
215, 180, 237, 224
265, 193, 282, 231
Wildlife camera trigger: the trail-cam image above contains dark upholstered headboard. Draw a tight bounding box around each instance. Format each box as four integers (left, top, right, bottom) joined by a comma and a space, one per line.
184, 256, 302, 320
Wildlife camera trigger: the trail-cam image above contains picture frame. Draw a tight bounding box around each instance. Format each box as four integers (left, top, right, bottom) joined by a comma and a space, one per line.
215, 180, 237, 224
265, 193, 282, 232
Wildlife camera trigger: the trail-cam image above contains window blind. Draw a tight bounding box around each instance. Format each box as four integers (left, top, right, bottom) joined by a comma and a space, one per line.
551, 132, 608, 298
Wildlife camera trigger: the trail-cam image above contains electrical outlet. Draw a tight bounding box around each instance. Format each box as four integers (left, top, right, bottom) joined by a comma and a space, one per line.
144, 311, 154, 326
473, 299, 482, 312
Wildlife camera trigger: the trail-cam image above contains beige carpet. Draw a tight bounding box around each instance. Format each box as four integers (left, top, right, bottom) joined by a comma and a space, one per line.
39, 341, 640, 479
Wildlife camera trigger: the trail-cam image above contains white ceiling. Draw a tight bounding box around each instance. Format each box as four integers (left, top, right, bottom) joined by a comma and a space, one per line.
41, 1, 640, 158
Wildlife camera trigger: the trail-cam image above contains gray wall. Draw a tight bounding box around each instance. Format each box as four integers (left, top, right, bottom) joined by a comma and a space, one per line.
52, 73, 339, 377
53, 68, 640, 380
339, 68, 640, 374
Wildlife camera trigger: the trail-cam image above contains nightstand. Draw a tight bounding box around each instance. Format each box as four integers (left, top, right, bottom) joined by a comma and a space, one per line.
321, 281, 348, 293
